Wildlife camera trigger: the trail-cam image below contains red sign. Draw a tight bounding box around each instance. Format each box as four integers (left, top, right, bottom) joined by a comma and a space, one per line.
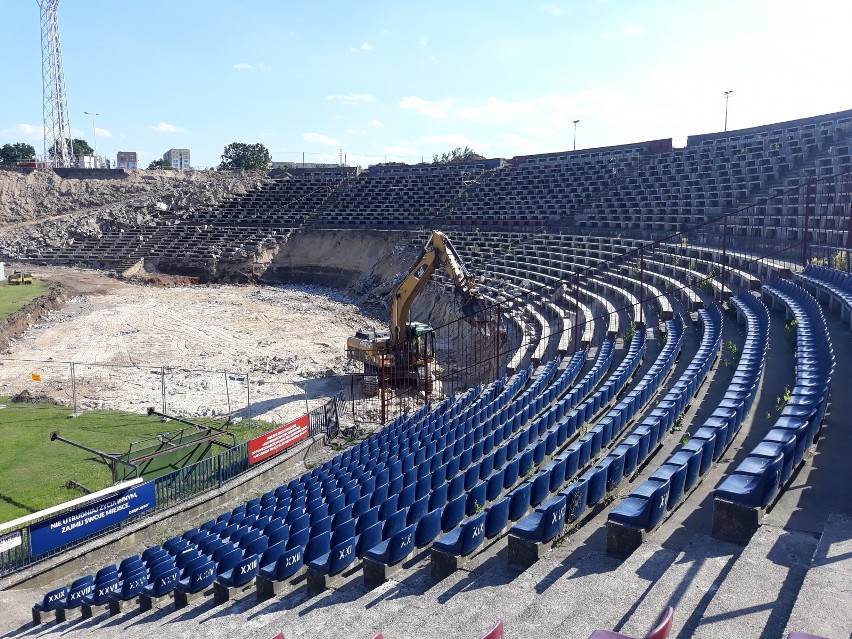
248, 414, 310, 465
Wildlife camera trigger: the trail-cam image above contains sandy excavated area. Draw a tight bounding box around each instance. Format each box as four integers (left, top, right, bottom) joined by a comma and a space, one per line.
0, 266, 375, 424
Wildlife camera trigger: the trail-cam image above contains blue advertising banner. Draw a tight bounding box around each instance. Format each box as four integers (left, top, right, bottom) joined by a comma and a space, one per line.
29, 482, 156, 556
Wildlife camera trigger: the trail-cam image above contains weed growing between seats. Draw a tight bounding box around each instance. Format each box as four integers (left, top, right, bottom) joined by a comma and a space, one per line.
785, 318, 798, 348
0, 398, 261, 523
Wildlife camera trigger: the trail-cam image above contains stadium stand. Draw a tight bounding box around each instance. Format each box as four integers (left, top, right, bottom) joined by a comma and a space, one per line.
13, 108, 852, 639
713, 279, 834, 543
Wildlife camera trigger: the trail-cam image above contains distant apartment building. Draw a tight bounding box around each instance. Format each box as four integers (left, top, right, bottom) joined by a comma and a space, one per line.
117, 151, 138, 169
163, 148, 190, 169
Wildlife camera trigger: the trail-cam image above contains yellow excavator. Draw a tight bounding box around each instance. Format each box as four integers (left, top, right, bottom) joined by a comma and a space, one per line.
7, 271, 33, 285
347, 230, 487, 392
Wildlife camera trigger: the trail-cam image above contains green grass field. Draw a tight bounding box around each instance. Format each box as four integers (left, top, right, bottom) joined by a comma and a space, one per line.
0, 397, 265, 524
0, 279, 51, 321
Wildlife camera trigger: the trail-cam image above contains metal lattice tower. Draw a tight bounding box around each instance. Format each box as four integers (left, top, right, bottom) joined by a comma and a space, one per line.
38, 0, 73, 168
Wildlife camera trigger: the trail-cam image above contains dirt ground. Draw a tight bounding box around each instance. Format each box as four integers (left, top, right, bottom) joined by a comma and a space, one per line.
0, 264, 376, 424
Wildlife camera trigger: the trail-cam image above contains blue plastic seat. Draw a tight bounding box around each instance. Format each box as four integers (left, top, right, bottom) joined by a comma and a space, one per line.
259, 540, 287, 572
33, 586, 68, 613
364, 524, 416, 566
408, 494, 430, 525
310, 516, 332, 539
378, 494, 400, 521
215, 548, 243, 577
716, 454, 783, 508
355, 521, 383, 557
175, 559, 216, 595
448, 473, 466, 501
259, 545, 304, 582
503, 457, 521, 489
508, 483, 532, 521
429, 482, 449, 512
244, 536, 269, 558
309, 537, 356, 576
511, 494, 568, 544
109, 570, 148, 603
608, 478, 669, 531
414, 509, 443, 547
651, 463, 688, 510
305, 531, 331, 564
433, 512, 487, 557
61, 576, 95, 610
81, 575, 120, 606
382, 507, 409, 540
560, 477, 589, 522
530, 469, 552, 507
465, 482, 488, 516
140, 565, 180, 598
441, 494, 467, 532
484, 496, 510, 538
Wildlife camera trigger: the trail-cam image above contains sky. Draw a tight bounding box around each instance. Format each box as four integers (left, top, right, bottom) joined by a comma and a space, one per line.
2, 0, 851, 169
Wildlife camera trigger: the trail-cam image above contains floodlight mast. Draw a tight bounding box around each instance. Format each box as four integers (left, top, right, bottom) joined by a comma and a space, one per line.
38, 0, 73, 168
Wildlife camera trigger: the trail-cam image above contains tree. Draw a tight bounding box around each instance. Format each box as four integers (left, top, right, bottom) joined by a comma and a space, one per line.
49, 138, 94, 158
432, 146, 485, 164
0, 142, 36, 165
147, 159, 172, 170
218, 142, 271, 171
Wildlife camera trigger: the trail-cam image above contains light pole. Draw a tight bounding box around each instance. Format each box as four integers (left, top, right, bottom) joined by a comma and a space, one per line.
84, 111, 99, 166
723, 91, 733, 132
573, 120, 580, 151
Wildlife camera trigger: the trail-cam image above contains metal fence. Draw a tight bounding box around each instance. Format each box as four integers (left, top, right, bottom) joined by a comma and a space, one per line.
0, 391, 342, 578
0, 359, 319, 426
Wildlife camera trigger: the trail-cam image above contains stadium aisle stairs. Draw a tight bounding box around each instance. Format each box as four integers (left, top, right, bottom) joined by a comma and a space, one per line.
783, 513, 852, 639
615, 534, 741, 639
691, 523, 817, 639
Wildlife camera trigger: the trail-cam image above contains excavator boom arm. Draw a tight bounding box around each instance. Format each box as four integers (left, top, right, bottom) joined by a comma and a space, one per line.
389, 230, 480, 343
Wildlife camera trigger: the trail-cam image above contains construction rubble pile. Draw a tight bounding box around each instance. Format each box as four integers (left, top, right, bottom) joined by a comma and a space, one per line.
0, 168, 267, 259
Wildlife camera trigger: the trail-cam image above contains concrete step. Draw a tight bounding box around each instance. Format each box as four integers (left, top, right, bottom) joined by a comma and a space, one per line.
692, 523, 817, 639
484, 549, 621, 636
783, 513, 852, 639
545, 541, 679, 638
616, 534, 741, 639
504, 544, 677, 637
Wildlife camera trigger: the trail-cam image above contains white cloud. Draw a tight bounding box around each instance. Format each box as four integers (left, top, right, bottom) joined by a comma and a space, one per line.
302, 132, 341, 147
326, 92, 377, 106
398, 96, 458, 119
148, 121, 186, 133
540, 3, 566, 17
232, 62, 271, 72
400, 91, 631, 133
418, 133, 485, 150
0, 123, 44, 141
94, 127, 112, 138
419, 36, 429, 47
371, 119, 384, 128
350, 42, 373, 53
383, 143, 419, 159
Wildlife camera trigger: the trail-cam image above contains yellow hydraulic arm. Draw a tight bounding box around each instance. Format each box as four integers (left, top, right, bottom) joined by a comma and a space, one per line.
389, 230, 480, 344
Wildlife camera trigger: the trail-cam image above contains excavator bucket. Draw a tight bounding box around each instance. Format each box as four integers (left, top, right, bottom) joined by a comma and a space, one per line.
459, 294, 491, 326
